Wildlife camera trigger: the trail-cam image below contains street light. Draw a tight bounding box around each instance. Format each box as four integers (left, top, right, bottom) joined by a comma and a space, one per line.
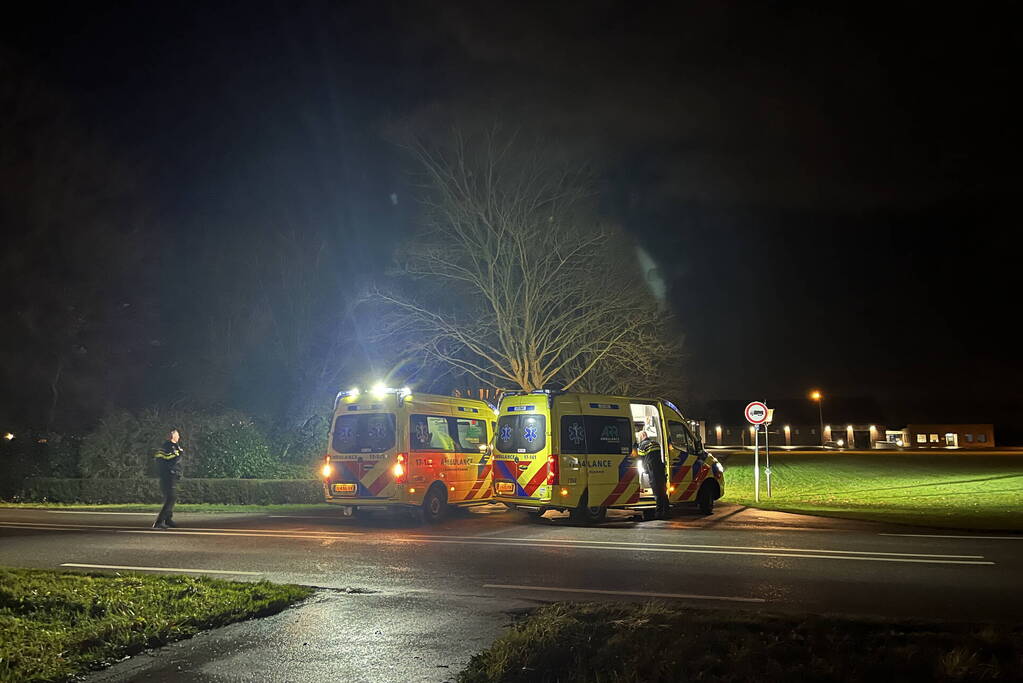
810, 390, 825, 447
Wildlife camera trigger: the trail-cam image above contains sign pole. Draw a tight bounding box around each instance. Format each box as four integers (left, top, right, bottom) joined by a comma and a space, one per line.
764, 423, 772, 498
744, 401, 768, 504
754, 422, 760, 503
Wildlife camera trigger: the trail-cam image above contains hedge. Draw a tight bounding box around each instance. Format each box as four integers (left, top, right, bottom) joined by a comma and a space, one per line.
14, 478, 323, 505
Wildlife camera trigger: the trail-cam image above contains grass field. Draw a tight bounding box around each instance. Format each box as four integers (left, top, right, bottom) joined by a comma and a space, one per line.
459, 602, 1023, 683
0, 567, 312, 682
0, 503, 332, 514
720, 453, 1023, 530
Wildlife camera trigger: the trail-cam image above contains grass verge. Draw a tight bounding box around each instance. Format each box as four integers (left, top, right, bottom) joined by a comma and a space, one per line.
0, 567, 313, 682
460, 602, 1023, 683
0, 503, 332, 514
720, 453, 1023, 531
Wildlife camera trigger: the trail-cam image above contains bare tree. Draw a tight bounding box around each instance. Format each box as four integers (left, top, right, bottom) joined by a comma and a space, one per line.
375, 126, 683, 395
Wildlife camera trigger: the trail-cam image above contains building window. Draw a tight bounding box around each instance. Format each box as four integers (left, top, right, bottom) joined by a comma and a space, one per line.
978, 434, 987, 443
794, 429, 800, 436
810, 428, 816, 435
965, 434, 974, 443
916, 434, 927, 444
928, 433, 939, 443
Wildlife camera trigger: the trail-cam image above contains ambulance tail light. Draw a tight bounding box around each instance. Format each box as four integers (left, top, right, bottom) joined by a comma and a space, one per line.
393, 453, 407, 483
546, 454, 559, 486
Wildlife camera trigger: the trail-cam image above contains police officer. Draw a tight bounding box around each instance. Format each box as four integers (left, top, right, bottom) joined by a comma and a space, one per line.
637, 431, 670, 519
153, 429, 183, 529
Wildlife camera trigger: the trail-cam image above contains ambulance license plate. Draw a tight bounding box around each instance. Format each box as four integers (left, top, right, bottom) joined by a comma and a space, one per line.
496, 481, 515, 495
332, 483, 357, 495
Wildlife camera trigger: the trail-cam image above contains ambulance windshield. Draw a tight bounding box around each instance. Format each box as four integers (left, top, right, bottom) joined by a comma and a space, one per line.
332, 414, 396, 453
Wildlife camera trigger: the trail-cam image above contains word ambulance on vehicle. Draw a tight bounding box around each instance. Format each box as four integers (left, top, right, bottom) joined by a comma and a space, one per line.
321, 385, 497, 522
492, 390, 724, 523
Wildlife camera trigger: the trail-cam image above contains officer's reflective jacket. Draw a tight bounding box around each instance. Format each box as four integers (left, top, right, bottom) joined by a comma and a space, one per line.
637, 437, 662, 459
154, 440, 183, 479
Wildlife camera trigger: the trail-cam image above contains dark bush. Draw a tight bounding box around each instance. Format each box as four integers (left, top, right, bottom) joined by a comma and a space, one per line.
196, 420, 273, 478
42, 434, 83, 477
14, 478, 322, 505
0, 432, 83, 496
270, 414, 329, 465
79, 409, 247, 479
78, 409, 324, 480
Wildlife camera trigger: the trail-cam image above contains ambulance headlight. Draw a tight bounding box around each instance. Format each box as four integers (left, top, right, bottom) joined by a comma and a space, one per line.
321, 463, 333, 478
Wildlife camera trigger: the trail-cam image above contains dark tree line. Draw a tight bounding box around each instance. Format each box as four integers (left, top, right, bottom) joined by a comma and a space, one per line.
0, 59, 388, 435
2, 59, 685, 443
1, 55, 156, 432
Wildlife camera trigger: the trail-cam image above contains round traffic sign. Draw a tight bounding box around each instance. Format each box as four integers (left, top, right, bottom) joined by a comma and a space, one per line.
745, 401, 769, 425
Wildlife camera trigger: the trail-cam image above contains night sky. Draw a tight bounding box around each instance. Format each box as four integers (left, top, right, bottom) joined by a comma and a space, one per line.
3, 2, 1019, 423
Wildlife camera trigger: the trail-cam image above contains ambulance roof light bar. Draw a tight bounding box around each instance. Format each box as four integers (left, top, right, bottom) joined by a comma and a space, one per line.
334, 384, 412, 408
498, 388, 565, 398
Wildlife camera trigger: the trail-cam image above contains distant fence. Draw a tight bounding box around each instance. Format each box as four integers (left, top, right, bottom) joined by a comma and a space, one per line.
7, 478, 322, 505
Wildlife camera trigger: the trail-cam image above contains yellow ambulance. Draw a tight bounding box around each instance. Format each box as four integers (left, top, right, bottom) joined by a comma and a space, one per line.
321, 385, 497, 522
493, 390, 724, 523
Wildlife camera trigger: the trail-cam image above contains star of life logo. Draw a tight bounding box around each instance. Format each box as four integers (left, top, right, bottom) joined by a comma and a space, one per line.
568, 422, 585, 445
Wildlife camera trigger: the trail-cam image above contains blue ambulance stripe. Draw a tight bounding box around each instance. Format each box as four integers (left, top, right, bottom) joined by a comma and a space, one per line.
618, 453, 635, 479
588, 403, 620, 410
336, 463, 374, 497
507, 405, 535, 412
494, 459, 529, 497
670, 453, 687, 478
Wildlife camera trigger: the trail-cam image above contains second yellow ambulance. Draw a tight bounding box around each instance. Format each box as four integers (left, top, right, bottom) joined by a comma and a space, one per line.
492, 390, 724, 523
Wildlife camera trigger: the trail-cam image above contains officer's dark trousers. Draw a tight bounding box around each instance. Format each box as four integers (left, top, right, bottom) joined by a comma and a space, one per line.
645, 453, 671, 518
157, 475, 176, 523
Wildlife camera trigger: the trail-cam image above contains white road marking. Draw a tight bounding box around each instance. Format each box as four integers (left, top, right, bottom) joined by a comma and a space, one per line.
404, 538, 995, 565
472, 527, 523, 537
484, 584, 766, 603
117, 530, 358, 540
47, 510, 154, 515
1, 522, 996, 565
61, 563, 260, 575
880, 533, 1023, 540
411, 534, 985, 559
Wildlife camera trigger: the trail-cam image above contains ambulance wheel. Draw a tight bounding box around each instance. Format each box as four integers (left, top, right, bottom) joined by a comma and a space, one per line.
642, 508, 658, 522
696, 483, 715, 515
570, 493, 606, 524
422, 484, 448, 523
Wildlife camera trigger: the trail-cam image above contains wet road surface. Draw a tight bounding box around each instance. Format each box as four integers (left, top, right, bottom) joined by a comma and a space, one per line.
1, 504, 1020, 681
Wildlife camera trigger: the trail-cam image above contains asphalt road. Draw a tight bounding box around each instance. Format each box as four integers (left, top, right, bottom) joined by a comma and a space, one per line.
2, 504, 1021, 682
